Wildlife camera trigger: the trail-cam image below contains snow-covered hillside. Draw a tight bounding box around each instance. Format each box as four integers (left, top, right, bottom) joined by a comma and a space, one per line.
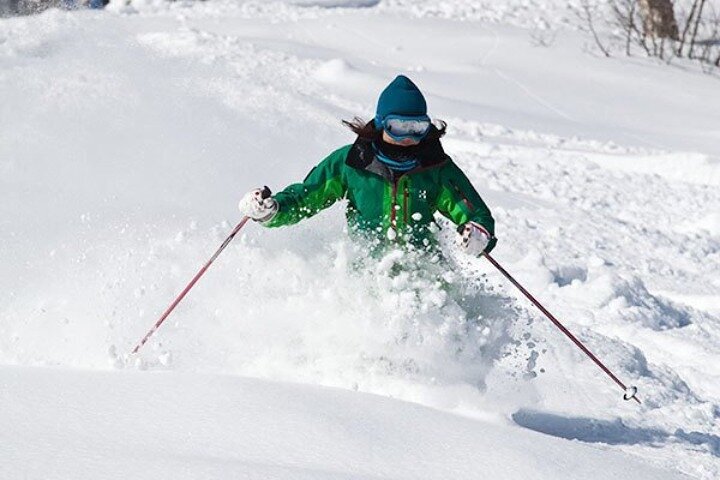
1, 1, 719, 479
0, 366, 690, 480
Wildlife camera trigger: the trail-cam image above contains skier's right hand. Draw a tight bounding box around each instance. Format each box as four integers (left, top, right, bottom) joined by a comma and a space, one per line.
238, 186, 278, 222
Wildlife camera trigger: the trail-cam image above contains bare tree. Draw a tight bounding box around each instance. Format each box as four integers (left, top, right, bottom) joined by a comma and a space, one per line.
571, 0, 612, 57
610, 0, 652, 55
585, 0, 719, 73
715, 10, 720, 66
688, 0, 708, 58
702, 4, 720, 66
678, 0, 701, 54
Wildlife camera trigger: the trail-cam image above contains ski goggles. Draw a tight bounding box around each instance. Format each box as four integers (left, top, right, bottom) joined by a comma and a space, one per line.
375, 115, 432, 141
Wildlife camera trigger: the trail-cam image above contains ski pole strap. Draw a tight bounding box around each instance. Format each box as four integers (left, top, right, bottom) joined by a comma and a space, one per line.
482, 253, 641, 405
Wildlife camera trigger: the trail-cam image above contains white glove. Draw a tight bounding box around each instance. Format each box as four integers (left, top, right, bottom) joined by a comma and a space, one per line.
457, 221, 491, 256
238, 186, 278, 222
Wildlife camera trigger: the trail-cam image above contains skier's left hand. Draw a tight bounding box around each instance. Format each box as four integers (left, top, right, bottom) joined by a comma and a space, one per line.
457, 221, 495, 255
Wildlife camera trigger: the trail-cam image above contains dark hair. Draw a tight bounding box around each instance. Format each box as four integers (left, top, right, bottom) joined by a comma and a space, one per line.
342, 117, 447, 141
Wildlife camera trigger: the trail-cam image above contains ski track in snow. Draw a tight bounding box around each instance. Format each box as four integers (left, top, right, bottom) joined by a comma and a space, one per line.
1, 2, 720, 479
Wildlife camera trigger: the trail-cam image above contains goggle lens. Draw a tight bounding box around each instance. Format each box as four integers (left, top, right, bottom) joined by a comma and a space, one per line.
384, 118, 431, 137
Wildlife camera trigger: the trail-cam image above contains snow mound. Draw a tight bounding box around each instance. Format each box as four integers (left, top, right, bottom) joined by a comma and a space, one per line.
313, 58, 354, 82
682, 212, 720, 237
0, 366, 690, 480
557, 262, 693, 331
595, 152, 720, 187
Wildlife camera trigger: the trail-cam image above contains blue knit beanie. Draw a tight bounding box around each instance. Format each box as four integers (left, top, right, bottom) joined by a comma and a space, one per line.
375, 75, 428, 120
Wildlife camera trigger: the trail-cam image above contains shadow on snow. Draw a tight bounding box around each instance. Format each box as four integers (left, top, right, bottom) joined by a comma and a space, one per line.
512, 409, 720, 457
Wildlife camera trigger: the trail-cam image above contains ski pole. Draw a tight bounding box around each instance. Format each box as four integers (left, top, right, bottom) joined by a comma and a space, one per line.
482, 252, 641, 405
130, 216, 251, 355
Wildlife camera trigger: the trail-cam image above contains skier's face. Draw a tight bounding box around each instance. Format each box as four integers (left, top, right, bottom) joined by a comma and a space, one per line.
382, 130, 421, 146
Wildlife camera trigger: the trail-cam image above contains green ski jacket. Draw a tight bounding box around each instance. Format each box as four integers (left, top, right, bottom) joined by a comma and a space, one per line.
264, 133, 495, 250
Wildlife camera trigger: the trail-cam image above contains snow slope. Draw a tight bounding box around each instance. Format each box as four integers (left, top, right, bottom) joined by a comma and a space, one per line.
0, 366, 690, 480
1, 1, 719, 478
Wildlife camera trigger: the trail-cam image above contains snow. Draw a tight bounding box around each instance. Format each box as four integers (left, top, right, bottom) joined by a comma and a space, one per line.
1, 1, 719, 479
0, 366, 690, 480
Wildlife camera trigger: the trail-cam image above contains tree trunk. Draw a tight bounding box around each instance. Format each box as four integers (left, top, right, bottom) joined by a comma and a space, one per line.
688, 0, 707, 58
639, 0, 680, 40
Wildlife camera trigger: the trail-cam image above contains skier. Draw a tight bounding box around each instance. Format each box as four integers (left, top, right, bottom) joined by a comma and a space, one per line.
238, 75, 496, 257
136, 77, 639, 405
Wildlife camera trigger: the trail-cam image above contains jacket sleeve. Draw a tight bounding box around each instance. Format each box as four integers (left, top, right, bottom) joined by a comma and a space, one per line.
436, 160, 496, 236
262, 145, 350, 228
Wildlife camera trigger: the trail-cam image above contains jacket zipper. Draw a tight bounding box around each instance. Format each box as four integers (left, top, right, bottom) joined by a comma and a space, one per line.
403, 183, 409, 225
390, 179, 398, 231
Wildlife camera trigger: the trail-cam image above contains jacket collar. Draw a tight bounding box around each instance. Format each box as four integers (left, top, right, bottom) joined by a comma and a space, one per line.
346, 129, 450, 181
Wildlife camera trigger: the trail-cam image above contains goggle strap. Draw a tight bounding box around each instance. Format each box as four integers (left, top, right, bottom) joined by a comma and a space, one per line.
373, 115, 383, 129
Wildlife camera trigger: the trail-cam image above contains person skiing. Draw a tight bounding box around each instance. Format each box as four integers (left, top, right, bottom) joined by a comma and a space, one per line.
238, 75, 496, 257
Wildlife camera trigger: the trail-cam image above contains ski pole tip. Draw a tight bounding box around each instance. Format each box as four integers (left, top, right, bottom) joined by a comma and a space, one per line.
623, 385, 641, 404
